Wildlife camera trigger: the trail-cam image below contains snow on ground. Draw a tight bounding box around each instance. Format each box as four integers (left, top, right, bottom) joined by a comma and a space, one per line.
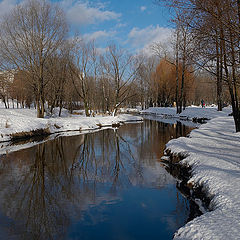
142, 114, 199, 128
1, 103, 239, 239
0, 128, 107, 156
165, 116, 240, 240
119, 107, 141, 113
141, 106, 232, 120
0, 106, 142, 143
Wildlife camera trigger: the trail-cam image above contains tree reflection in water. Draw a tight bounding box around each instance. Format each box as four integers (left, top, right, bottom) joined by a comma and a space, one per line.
0, 119, 194, 240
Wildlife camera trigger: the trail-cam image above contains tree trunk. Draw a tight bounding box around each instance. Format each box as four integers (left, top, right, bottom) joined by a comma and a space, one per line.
84, 101, 90, 117
37, 94, 44, 118
179, 34, 186, 114
59, 99, 63, 117
40, 96, 45, 118
175, 30, 180, 114
3, 98, 7, 109
221, 28, 240, 132
37, 100, 41, 118
216, 31, 223, 111
229, 28, 240, 131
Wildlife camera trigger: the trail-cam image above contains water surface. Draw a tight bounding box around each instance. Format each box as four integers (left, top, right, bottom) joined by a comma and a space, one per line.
0, 118, 195, 240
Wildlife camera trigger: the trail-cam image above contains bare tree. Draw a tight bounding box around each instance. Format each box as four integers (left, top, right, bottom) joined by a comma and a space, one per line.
167, 0, 240, 131
101, 44, 138, 116
69, 39, 99, 116
151, 14, 194, 113
135, 54, 157, 109
45, 41, 73, 116
0, 0, 68, 118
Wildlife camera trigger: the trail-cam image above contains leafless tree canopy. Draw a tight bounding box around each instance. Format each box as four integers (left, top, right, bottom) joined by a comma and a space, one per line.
0, 0, 236, 123
154, 0, 240, 132
0, 0, 68, 117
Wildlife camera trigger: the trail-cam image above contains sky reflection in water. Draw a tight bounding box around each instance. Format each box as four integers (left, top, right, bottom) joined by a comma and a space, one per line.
0, 119, 194, 240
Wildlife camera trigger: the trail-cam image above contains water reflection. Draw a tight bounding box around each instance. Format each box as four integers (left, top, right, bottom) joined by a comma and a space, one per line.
0, 119, 194, 240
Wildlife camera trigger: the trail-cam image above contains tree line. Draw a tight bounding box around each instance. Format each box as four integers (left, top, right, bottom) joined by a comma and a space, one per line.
0, 0, 234, 128
0, 0, 140, 117
155, 0, 240, 131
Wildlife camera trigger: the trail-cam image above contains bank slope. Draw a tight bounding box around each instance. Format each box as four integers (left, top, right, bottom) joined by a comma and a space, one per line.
0, 108, 142, 142
141, 106, 232, 121
165, 116, 240, 240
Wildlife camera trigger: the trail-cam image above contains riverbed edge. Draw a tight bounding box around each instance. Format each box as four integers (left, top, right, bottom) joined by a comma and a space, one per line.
0, 114, 143, 143
162, 116, 240, 240
162, 150, 212, 220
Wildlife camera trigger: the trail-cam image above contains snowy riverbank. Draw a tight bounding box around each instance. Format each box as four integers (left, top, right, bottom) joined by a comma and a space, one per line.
143, 106, 240, 239
0, 107, 142, 143
1, 105, 239, 239
141, 106, 232, 121
165, 116, 240, 239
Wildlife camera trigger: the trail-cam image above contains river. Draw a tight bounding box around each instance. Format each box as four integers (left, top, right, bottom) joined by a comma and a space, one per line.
0, 116, 197, 240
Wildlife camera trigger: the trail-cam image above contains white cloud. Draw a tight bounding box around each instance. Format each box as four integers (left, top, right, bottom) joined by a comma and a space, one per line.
83, 30, 116, 41
96, 47, 107, 54
115, 22, 127, 28
61, 0, 121, 25
140, 6, 147, 12
127, 25, 174, 55
0, 0, 17, 18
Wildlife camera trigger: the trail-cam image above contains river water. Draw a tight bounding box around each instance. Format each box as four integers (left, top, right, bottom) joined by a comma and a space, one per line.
0, 117, 196, 240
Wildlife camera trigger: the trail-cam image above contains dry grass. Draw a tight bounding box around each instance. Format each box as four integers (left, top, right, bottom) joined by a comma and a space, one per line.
112, 123, 120, 128
96, 123, 102, 128
54, 124, 61, 129
10, 128, 51, 141
72, 111, 84, 115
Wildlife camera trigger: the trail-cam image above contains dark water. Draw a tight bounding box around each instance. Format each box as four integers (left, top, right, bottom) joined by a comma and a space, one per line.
0, 118, 195, 240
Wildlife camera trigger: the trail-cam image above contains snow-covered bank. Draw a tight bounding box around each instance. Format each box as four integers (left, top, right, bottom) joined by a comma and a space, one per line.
165, 116, 240, 240
0, 108, 142, 143
141, 106, 232, 121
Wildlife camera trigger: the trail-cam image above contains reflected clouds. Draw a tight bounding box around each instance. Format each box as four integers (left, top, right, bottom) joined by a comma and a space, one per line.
0, 119, 194, 239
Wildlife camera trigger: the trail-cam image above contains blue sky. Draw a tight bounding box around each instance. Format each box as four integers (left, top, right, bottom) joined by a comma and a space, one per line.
0, 0, 174, 54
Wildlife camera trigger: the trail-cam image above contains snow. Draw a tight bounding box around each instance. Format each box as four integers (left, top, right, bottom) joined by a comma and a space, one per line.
141, 106, 232, 120
165, 116, 240, 240
0, 105, 142, 143
1, 103, 239, 239
142, 114, 199, 128
119, 107, 141, 113
142, 105, 240, 239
